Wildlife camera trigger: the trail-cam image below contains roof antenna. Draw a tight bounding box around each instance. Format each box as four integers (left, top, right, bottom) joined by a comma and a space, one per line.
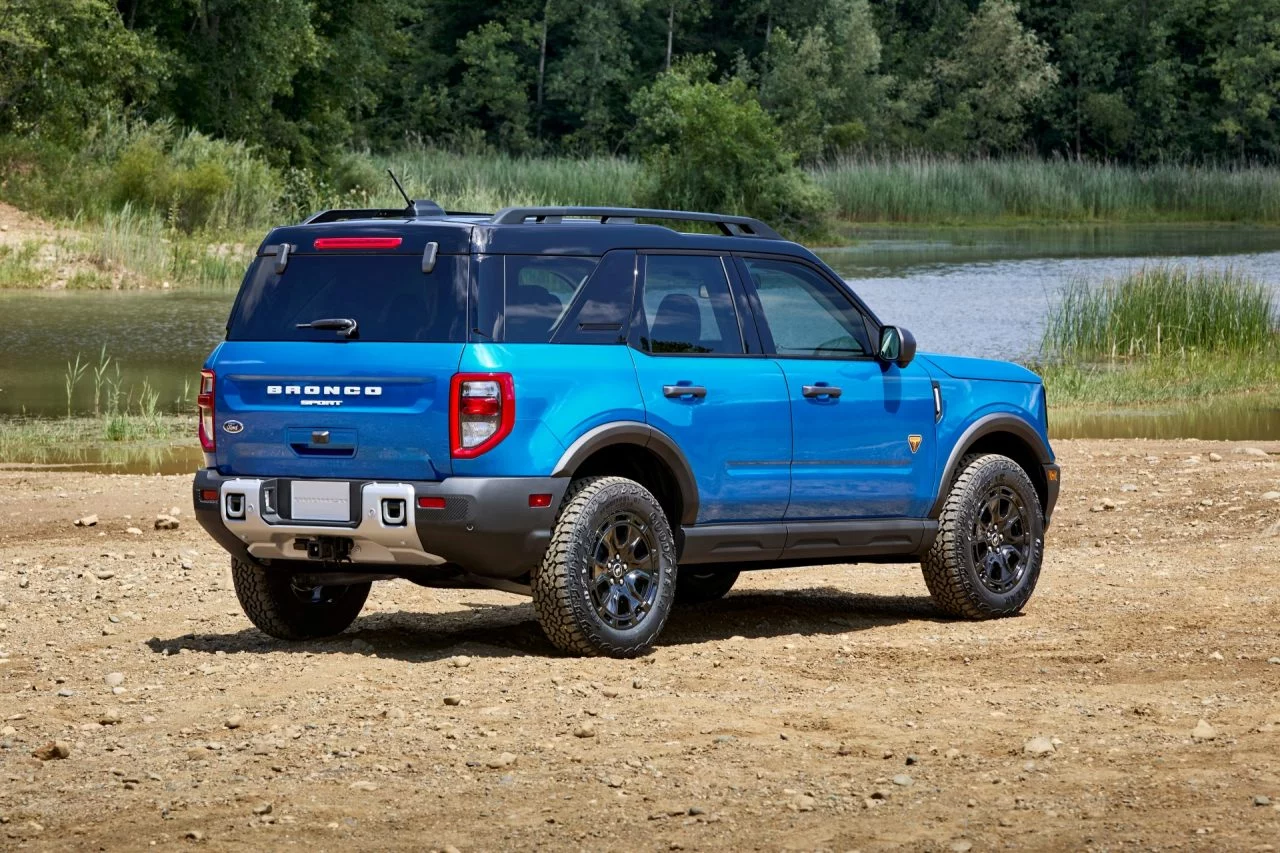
387, 169, 413, 210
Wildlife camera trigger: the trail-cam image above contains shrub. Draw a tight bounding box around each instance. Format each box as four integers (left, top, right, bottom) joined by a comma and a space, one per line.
629, 59, 832, 238
2, 118, 279, 232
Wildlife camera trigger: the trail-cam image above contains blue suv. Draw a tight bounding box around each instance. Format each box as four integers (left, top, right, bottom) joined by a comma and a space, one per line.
193, 202, 1060, 657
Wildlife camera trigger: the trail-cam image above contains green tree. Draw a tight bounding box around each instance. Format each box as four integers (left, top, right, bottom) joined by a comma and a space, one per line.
630, 57, 831, 235
456, 20, 539, 152
548, 1, 640, 153
151, 0, 320, 154
0, 0, 162, 139
650, 0, 709, 70
268, 0, 421, 164
930, 0, 1059, 154
1208, 0, 1280, 157
759, 0, 884, 161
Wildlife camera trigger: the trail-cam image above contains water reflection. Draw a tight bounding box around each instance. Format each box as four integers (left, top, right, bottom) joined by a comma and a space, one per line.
0, 442, 203, 475
1052, 396, 1280, 441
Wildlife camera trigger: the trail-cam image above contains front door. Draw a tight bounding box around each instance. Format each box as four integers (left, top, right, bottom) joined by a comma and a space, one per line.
629, 253, 791, 523
736, 255, 937, 520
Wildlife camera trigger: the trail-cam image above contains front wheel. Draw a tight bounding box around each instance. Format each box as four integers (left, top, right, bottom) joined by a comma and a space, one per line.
231, 557, 370, 640
921, 453, 1044, 619
532, 476, 677, 657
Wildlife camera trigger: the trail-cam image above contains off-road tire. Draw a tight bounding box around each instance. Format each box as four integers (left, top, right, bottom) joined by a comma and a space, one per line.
675, 568, 740, 605
921, 453, 1044, 619
231, 557, 371, 640
532, 476, 677, 657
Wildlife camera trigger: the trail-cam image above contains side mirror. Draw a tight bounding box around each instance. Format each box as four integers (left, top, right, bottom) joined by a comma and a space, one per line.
878, 325, 916, 367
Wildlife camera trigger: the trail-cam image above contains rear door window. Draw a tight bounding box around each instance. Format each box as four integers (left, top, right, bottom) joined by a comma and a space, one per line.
227, 254, 468, 342
638, 254, 744, 355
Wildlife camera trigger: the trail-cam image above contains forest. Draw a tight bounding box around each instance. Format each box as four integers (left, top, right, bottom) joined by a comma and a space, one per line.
2, 0, 1279, 232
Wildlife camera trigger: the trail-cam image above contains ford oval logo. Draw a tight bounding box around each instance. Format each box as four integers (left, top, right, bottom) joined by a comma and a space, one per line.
222, 420, 244, 435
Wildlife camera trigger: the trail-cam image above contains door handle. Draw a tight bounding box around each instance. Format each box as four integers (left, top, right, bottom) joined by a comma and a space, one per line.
802, 384, 842, 398
663, 384, 707, 399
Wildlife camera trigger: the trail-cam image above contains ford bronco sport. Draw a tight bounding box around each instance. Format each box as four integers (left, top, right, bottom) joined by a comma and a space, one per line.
193, 201, 1060, 657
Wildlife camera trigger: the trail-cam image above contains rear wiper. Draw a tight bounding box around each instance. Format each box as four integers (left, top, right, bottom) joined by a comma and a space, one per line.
296, 317, 359, 338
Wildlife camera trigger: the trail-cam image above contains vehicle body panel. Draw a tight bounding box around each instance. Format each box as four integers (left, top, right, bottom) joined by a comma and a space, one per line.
630, 348, 792, 523
778, 358, 939, 519
208, 340, 462, 481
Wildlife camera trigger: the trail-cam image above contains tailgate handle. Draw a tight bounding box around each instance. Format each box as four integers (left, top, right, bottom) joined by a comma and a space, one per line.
287, 427, 357, 457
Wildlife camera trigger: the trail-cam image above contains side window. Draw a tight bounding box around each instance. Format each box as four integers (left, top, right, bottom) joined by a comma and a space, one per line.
640, 255, 743, 355
553, 251, 636, 344
473, 255, 599, 343
743, 258, 871, 358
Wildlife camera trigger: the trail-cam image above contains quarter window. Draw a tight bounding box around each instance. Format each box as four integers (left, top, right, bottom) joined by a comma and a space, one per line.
743, 258, 871, 357
640, 255, 743, 355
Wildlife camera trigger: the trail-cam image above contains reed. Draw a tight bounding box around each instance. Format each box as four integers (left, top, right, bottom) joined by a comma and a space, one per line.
1041, 264, 1277, 360
812, 155, 1280, 224
337, 147, 642, 212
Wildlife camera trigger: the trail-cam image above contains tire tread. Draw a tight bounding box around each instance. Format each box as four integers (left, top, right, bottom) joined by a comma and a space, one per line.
532, 476, 674, 657
921, 453, 1042, 620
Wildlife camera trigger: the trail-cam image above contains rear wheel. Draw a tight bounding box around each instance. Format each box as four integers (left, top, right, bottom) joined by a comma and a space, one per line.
921, 453, 1044, 619
532, 476, 676, 657
675, 568, 740, 605
231, 557, 370, 640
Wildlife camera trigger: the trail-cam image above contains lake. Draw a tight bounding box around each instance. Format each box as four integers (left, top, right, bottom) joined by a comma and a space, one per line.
3, 225, 1279, 443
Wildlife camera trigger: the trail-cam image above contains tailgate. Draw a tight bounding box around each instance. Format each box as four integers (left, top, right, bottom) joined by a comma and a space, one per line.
210, 341, 462, 480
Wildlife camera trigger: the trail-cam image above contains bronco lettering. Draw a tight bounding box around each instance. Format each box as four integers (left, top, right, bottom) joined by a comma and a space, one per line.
266, 385, 382, 396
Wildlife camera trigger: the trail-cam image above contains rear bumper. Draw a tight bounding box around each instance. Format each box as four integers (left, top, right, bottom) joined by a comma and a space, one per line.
192, 470, 569, 579
1043, 463, 1061, 525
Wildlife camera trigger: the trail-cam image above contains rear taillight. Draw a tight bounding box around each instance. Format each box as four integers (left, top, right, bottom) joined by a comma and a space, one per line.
450, 373, 514, 459
197, 369, 215, 452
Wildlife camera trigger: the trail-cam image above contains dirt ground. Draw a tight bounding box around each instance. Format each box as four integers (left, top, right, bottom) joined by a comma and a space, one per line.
1, 438, 1279, 852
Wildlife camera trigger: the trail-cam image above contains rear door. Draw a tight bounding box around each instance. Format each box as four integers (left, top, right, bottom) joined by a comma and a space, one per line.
736, 255, 937, 519
210, 240, 470, 481
628, 252, 791, 523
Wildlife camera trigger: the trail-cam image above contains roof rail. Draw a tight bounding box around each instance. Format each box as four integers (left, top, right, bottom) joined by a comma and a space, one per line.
304, 199, 446, 225
489, 206, 783, 241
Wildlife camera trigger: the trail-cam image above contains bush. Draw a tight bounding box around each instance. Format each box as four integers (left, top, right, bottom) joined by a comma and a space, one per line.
629, 59, 832, 238
1, 118, 279, 232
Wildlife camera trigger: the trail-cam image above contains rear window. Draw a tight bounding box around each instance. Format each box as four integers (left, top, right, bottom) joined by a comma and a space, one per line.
227, 254, 468, 342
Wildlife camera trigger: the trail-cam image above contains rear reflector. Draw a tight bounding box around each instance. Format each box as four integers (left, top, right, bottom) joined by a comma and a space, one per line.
528, 493, 552, 508
199, 489, 218, 502
313, 237, 403, 250
417, 496, 446, 509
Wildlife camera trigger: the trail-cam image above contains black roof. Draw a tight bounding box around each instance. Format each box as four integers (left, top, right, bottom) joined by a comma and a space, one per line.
262, 202, 821, 263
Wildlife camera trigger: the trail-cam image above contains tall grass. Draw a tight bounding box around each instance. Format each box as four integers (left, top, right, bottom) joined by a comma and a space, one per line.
84, 206, 253, 290
336, 147, 642, 212
813, 156, 1280, 224
1041, 264, 1277, 360
1035, 263, 1280, 405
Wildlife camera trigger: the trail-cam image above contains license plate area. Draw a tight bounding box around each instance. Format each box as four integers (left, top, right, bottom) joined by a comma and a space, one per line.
289, 480, 352, 522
